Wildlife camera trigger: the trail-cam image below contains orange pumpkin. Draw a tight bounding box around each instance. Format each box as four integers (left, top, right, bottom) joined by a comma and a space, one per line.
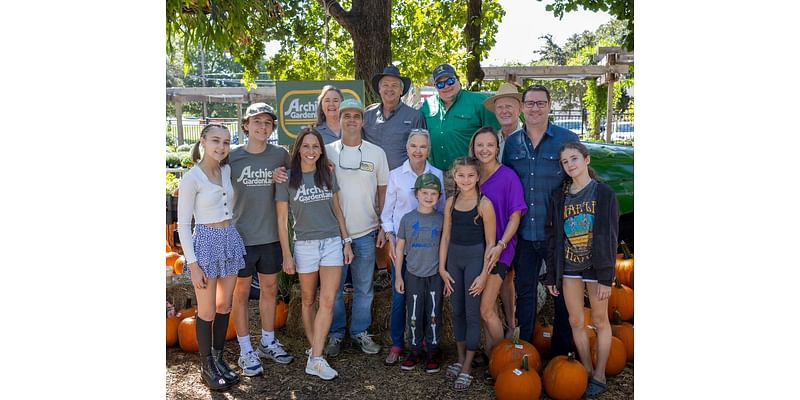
274, 301, 289, 329
166, 241, 172, 253
177, 299, 196, 321
532, 319, 553, 357
166, 251, 181, 268
495, 354, 542, 400
166, 315, 181, 347
543, 352, 588, 400
615, 240, 634, 287
489, 328, 541, 378
583, 307, 594, 327
590, 335, 627, 376
611, 310, 634, 362
173, 256, 185, 275
225, 308, 238, 340
608, 278, 634, 321
178, 316, 199, 352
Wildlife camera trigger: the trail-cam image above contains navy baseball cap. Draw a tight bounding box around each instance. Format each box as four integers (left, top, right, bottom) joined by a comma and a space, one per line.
432, 63, 457, 82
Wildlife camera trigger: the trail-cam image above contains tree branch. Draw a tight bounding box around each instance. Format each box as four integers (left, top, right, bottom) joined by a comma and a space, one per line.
317, 0, 353, 32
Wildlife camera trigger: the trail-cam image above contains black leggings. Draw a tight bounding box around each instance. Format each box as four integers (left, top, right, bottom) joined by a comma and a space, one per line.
447, 242, 484, 351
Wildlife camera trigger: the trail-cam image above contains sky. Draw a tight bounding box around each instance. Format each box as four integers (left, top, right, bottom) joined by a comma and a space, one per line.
485, 0, 613, 66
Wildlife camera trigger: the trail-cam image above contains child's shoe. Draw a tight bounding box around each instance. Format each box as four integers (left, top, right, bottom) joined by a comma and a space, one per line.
400, 349, 420, 371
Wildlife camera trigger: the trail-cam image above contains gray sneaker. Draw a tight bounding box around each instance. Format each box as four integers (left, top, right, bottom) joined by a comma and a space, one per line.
351, 331, 381, 354
257, 339, 294, 364
325, 336, 343, 357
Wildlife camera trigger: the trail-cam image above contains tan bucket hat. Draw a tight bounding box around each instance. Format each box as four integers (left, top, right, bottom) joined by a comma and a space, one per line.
483, 82, 523, 113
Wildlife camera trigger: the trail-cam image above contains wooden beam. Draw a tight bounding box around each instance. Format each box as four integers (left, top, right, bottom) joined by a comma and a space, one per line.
166, 86, 277, 104
482, 65, 628, 81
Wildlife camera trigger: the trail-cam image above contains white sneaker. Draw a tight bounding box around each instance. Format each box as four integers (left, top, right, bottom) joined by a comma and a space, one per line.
257, 339, 295, 364
237, 351, 264, 377
305, 356, 338, 380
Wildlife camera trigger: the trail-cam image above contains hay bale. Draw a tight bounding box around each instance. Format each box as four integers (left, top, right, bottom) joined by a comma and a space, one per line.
166, 282, 196, 312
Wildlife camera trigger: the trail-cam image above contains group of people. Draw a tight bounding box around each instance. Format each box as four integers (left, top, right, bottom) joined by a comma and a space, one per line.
176, 63, 619, 397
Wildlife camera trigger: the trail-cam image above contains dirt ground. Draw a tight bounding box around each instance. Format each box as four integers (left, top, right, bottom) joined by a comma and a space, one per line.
166, 284, 633, 399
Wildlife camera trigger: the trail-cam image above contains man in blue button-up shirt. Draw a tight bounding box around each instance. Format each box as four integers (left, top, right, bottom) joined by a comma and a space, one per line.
502, 85, 578, 354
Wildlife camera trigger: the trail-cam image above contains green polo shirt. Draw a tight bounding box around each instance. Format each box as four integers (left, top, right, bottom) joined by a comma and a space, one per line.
420, 89, 500, 171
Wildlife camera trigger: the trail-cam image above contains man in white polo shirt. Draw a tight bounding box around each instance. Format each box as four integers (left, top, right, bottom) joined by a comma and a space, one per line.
324, 99, 389, 357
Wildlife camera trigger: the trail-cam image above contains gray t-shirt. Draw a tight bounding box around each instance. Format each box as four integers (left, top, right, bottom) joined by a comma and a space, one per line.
228, 144, 290, 246
362, 102, 427, 170
397, 209, 444, 277
275, 170, 341, 241
563, 179, 597, 273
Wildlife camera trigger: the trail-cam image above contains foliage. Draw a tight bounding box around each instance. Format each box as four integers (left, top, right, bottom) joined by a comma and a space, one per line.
166, 0, 283, 89
537, 0, 633, 50
166, 173, 181, 195
166, 132, 176, 147
176, 143, 193, 152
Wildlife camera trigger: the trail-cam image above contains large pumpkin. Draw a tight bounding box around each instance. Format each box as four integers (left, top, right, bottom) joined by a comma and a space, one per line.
590, 335, 627, 376
542, 352, 588, 400
615, 240, 634, 287
274, 301, 289, 329
611, 310, 634, 362
166, 251, 181, 268
166, 315, 181, 347
607, 278, 634, 321
178, 316, 199, 352
532, 319, 553, 357
489, 328, 542, 378
495, 354, 542, 400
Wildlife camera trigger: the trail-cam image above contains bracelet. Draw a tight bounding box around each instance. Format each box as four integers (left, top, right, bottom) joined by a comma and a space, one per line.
342, 237, 353, 245
497, 239, 507, 249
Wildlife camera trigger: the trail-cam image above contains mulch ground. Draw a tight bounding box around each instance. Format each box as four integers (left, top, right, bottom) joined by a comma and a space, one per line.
166, 282, 633, 399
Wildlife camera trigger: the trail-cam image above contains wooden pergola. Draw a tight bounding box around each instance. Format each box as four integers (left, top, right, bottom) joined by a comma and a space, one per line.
166, 85, 278, 144
481, 47, 633, 142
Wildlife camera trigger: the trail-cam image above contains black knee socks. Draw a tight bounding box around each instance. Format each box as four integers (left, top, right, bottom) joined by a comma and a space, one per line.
213, 312, 231, 351
196, 317, 213, 357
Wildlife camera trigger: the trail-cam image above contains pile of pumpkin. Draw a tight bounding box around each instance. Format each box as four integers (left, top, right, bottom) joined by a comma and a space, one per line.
488, 242, 633, 400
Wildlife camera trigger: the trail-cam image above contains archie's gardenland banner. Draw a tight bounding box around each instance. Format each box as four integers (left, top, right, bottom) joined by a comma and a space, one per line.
276, 80, 365, 145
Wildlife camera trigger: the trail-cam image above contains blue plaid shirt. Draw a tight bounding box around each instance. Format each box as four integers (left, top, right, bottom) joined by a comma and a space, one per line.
502, 123, 579, 241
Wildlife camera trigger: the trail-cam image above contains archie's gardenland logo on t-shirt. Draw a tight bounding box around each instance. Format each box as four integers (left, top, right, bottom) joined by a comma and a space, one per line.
293, 184, 333, 203
236, 166, 274, 186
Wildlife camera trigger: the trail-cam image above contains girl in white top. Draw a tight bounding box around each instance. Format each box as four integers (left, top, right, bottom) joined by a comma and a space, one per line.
177, 124, 246, 391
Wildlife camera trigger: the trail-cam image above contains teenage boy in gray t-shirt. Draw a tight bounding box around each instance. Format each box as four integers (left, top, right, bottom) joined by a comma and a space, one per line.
394, 173, 445, 373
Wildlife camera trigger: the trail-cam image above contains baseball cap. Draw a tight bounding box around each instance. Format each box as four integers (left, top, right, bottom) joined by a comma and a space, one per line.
414, 172, 442, 193
432, 63, 457, 82
338, 98, 365, 116
244, 102, 278, 121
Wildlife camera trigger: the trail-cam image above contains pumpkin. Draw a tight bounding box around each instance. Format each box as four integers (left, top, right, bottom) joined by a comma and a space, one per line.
173, 256, 185, 275
489, 328, 542, 378
166, 241, 172, 253
583, 307, 594, 327
543, 352, 588, 400
166, 315, 181, 347
607, 278, 634, 321
166, 251, 181, 268
178, 316, 199, 352
225, 307, 238, 340
532, 319, 553, 357
611, 309, 634, 362
590, 335, 627, 376
495, 354, 542, 400
274, 301, 289, 329
177, 299, 196, 321
615, 240, 634, 287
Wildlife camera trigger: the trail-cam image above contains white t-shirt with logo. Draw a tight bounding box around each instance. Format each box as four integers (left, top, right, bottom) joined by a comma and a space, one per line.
326, 139, 389, 239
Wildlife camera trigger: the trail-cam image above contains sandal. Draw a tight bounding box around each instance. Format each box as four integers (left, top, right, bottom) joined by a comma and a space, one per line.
454, 372, 473, 391
446, 363, 462, 380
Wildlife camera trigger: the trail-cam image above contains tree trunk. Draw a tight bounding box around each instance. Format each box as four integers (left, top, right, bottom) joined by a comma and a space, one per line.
319, 0, 392, 103
464, 0, 484, 91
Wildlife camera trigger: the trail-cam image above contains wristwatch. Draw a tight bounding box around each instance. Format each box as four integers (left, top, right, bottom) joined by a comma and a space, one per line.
342, 237, 353, 245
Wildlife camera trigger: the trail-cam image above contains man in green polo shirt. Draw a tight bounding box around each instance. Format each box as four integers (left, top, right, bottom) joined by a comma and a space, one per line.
420, 63, 500, 171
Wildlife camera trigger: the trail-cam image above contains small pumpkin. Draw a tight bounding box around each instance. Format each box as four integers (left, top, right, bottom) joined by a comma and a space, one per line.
590, 335, 627, 376
173, 256, 185, 275
177, 299, 196, 321
532, 319, 553, 357
495, 354, 542, 400
274, 300, 289, 329
611, 309, 634, 362
607, 278, 634, 321
489, 327, 542, 378
615, 240, 634, 287
166, 251, 181, 268
178, 316, 199, 352
543, 352, 588, 400
166, 315, 181, 347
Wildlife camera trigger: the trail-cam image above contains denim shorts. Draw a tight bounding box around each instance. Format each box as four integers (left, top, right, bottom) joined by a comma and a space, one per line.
294, 236, 343, 273
563, 267, 598, 283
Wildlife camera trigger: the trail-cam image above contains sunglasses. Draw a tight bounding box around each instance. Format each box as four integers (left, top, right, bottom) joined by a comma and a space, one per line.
338, 143, 363, 170
435, 77, 457, 89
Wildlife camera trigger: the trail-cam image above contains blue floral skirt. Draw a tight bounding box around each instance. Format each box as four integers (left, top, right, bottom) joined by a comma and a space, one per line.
190, 224, 246, 279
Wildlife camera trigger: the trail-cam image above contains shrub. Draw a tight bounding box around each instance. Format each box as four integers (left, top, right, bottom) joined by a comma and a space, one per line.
176, 143, 192, 152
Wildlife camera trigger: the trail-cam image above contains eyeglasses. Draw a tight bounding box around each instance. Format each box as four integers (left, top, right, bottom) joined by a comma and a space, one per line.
338, 143, 363, 170
434, 77, 457, 89
523, 100, 549, 109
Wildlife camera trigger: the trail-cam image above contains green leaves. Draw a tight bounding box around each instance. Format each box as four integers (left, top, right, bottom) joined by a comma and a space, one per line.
537, 0, 633, 50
